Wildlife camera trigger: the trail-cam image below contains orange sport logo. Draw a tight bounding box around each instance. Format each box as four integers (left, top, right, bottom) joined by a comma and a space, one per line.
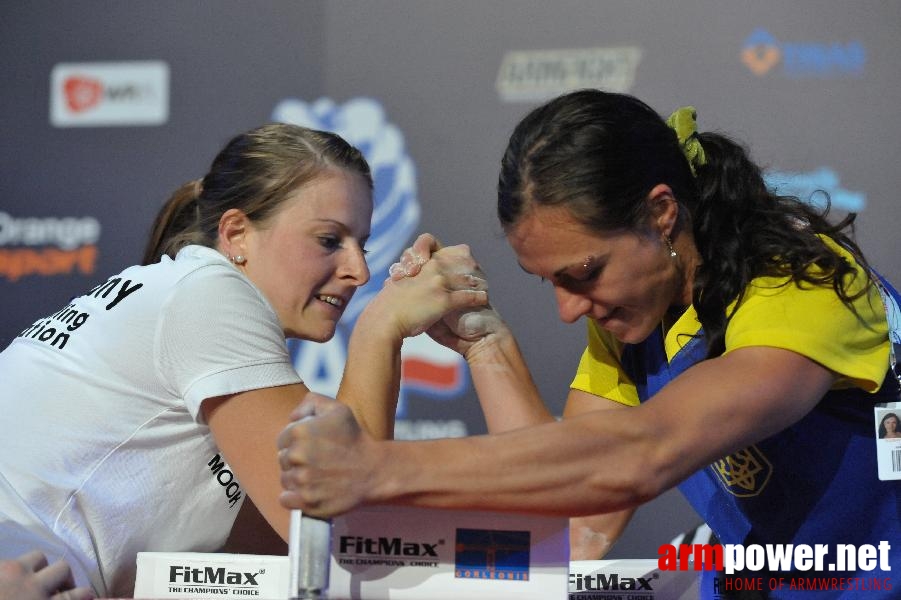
0, 212, 101, 281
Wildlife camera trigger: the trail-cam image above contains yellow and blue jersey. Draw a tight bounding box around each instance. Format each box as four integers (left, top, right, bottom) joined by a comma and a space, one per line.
570, 239, 900, 595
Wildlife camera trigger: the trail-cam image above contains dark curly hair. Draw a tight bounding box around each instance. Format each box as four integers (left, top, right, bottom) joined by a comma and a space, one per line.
497, 89, 869, 357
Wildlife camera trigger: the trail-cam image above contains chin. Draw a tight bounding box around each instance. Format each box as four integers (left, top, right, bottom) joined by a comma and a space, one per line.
308, 329, 338, 343
607, 322, 656, 345
613, 331, 644, 345
287, 323, 338, 343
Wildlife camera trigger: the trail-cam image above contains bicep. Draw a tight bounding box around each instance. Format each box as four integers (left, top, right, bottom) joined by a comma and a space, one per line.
563, 347, 834, 529
644, 345, 837, 486
203, 382, 311, 543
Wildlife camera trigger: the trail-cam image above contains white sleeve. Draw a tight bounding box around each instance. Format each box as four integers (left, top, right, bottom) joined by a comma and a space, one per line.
154, 264, 303, 422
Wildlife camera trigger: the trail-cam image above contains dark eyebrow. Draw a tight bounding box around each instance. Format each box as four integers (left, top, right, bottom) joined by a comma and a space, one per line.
554, 255, 595, 279
517, 256, 595, 280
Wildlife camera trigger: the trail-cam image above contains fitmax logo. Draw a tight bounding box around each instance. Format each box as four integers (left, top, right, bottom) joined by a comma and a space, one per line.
570, 572, 657, 591
339, 536, 440, 557
168, 566, 262, 585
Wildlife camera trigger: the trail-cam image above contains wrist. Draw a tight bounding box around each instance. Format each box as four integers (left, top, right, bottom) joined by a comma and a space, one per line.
462, 325, 516, 366
354, 301, 406, 349
365, 439, 413, 505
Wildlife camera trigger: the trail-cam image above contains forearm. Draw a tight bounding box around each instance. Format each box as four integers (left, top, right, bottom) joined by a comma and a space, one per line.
338, 306, 402, 440
570, 510, 635, 560
366, 412, 662, 516
360, 347, 835, 516
466, 330, 555, 432
563, 393, 637, 560
281, 347, 838, 520
338, 247, 491, 439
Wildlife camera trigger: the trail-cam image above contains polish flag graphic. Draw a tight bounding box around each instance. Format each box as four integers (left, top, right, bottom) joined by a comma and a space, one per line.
401, 333, 466, 394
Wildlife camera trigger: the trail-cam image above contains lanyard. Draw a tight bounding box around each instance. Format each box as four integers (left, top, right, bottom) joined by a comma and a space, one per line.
872, 273, 901, 392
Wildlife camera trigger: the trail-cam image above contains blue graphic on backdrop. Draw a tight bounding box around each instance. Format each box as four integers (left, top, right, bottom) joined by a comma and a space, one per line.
272, 98, 468, 419
764, 167, 865, 212
741, 29, 865, 78
454, 528, 531, 581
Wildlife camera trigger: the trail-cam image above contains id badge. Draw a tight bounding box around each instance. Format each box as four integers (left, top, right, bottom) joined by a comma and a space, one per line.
875, 402, 901, 481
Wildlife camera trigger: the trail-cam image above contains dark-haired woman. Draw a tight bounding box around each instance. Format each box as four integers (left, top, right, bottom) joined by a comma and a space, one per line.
0, 123, 487, 597
278, 91, 901, 597
879, 412, 901, 439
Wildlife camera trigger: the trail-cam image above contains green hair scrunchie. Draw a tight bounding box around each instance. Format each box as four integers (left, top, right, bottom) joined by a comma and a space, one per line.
666, 106, 707, 176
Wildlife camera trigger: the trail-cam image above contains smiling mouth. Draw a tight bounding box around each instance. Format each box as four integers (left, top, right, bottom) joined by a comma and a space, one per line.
316, 294, 345, 309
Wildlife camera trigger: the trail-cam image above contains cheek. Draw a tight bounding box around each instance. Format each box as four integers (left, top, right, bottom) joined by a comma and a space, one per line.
599, 269, 653, 305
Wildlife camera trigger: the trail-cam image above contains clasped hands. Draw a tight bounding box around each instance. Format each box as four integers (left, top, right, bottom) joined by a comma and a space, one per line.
383, 233, 506, 355
277, 233, 501, 517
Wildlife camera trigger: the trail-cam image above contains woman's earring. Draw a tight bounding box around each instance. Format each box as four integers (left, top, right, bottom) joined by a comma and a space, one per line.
230, 254, 247, 265
664, 236, 677, 259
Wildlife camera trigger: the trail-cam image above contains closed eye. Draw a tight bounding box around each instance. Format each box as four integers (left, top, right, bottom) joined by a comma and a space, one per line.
558, 267, 601, 289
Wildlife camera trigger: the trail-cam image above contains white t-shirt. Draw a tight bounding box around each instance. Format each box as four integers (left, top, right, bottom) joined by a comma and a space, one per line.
0, 245, 303, 596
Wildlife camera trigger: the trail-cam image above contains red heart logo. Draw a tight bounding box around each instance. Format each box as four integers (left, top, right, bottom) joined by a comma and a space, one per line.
63, 77, 103, 113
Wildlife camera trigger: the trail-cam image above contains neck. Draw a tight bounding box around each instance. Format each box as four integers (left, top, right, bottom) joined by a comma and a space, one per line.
671, 232, 700, 307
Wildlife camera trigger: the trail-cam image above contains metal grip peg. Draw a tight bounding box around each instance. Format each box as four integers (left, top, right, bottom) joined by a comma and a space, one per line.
288, 509, 332, 599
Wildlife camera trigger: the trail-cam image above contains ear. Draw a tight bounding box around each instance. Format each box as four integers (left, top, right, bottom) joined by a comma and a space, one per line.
218, 208, 250, 259
646, 183, 679, 237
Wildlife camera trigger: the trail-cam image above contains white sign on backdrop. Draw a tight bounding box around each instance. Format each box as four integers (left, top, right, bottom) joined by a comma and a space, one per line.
49, 61, 169, 127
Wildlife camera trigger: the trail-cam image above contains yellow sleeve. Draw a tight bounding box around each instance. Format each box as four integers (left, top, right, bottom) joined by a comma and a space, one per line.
570, 319, 640, 406
725, 240, 889, 392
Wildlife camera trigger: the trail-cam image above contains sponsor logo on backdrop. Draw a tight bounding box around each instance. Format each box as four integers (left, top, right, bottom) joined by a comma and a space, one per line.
168, 565, 263, 586
272, 97, 469, 437
496, 46, 642, 102
336, 534, 444, 569
50, 61, 169, 127
570, 570, 656, 592
0, 211, 100, 282
741, 29, 865, 78
454, 528, 531, 581
765, 168, 865, 211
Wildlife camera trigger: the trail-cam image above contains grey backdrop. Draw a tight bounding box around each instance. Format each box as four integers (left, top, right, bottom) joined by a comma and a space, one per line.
3, 1, 899, 559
